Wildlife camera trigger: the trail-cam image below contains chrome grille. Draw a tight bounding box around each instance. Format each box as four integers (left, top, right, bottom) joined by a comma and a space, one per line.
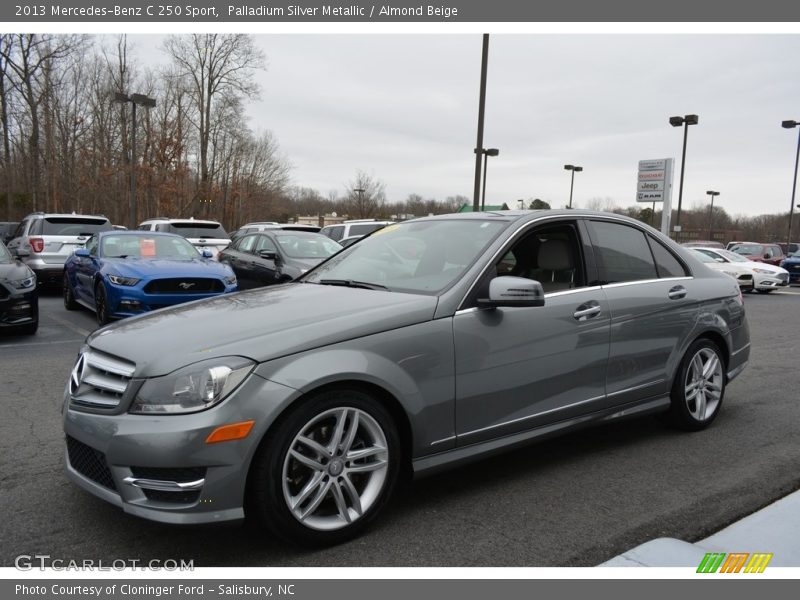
69, 349, 135, 410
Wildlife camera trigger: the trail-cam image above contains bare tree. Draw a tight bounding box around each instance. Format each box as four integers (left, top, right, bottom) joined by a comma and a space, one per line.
163, 34, 265, 212
345, 170, 386, 218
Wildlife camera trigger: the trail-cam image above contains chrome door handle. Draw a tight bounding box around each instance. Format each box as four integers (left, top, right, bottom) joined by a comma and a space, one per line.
573, 304, 602, 321
668, 286, 687, 300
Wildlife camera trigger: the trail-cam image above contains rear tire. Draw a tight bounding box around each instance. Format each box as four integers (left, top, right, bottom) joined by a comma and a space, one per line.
247, 389, 400, 547
756, 289, 774, 294
666, 339, 726, 431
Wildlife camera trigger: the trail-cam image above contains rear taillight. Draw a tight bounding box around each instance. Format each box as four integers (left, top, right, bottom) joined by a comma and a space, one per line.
29, 237, 44, 253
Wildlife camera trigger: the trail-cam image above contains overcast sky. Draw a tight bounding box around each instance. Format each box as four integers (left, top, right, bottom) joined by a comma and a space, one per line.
131, 34, 800, 217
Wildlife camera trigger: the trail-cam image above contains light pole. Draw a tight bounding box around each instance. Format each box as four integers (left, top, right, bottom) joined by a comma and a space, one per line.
564, 164, 583, 208
669, 114, 699, 242
781, 120, 800, 249
706, 190, 720, 241
472, 34, 490, 212
479, 148, 499, 210
353, 187, 365, 215
114, 92, 156, 229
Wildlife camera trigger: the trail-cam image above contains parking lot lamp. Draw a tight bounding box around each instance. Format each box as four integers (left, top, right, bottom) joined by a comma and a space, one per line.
564, 164, 583, 208
782, 120, 800, 249
480, 148, 499, 210
114, 92, 156, 229
670, 114, 699, 242
706, 190, 720, 241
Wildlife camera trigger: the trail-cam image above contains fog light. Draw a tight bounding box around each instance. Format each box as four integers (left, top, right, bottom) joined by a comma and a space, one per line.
119, 300, 142, 310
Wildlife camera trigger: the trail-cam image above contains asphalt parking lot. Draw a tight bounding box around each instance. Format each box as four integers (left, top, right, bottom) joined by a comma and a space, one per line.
1, 287, 799, 567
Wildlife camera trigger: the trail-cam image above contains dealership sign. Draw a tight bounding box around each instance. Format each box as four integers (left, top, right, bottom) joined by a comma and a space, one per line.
636, 158, 674, 236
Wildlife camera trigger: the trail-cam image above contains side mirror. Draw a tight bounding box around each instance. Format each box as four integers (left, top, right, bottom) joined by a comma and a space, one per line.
763, 253, 771, 259
259, 250, 277, 260
74, 248, 90, 258
14, 247, 30, 258
201, 249, 213, 258
478, 276, 545, 309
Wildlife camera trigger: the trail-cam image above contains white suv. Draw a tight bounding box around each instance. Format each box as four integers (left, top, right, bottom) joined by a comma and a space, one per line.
6, 212, 112, 286
138, 218, 231, 258
319, 219, 393, 242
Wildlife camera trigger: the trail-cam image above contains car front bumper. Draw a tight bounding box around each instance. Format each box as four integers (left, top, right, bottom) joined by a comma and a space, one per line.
62, 372, 296, 524
0, 287, 38, 328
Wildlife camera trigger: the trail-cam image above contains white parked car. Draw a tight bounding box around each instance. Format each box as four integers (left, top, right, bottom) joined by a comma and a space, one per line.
691, 247, 789, 293
689, 249, 754, 291
138, 218, 231, 258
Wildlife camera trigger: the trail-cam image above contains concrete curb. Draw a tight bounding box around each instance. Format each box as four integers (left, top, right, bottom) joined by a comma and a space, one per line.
600, 489, 800, 567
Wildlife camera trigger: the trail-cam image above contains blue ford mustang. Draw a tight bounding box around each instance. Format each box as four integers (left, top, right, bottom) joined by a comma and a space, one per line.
63, 231, 237, 324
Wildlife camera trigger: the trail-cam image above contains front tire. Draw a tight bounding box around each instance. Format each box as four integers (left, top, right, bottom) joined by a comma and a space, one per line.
63, 273, 78, 310
667, 339, 726, 431
95, 282, 110, 325
248, 389, 400, 546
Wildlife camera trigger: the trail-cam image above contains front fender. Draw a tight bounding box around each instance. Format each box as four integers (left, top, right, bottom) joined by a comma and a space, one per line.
253, 318, 456, 458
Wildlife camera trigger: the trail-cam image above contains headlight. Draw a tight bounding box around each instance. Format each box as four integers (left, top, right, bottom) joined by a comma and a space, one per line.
108, 274, 140, 286
225, 274, 237, 286
752, 268, 773, 274
129, 357, 254, 414
722, 271, 737, 277
9, 275, 36, 289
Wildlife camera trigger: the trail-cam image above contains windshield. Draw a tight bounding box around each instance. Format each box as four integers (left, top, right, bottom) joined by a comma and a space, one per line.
101, 234, 201, 259
690, 249, 716, 263
302, 219, 508, 294
0, 243, 11, 263
165, 222, 229, 239
718, 249, 750, 263
274, 233, 342, 259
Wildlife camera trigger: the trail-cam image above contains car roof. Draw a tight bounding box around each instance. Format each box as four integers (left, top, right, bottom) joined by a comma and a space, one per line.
98, 230, 185, 238
141, 218, 222, 225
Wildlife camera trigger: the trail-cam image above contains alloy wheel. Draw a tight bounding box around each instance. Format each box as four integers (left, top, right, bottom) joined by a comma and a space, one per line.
281, 407, 389, 531
684, 347, 723, 421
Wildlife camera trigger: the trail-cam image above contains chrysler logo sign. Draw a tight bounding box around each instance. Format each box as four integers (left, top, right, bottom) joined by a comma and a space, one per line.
69, 355, 88, 396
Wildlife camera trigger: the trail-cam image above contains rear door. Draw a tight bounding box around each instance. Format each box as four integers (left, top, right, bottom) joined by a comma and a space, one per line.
584, 219, 696, 404
219, 234, 258, 289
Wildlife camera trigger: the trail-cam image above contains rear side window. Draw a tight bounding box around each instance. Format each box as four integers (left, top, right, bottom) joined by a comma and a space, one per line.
647, 236, 688, 278
588, 220, 657, 284
348, 223, 384, 236
321, 225, 344, 241
33, 217, 111, 236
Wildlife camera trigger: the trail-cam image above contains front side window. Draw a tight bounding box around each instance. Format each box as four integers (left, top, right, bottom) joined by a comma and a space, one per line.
588, 221, 657, 284
495, 222, 585, 294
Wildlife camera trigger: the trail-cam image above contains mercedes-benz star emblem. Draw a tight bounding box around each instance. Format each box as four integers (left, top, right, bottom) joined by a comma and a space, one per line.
69, 355, 87, 396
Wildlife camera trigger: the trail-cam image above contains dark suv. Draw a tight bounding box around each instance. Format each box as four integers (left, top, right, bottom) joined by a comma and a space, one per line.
6, 213, 113, 287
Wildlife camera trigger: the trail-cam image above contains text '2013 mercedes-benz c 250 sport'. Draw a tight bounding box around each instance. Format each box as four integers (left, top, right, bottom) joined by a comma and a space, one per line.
63, 211, 750, 546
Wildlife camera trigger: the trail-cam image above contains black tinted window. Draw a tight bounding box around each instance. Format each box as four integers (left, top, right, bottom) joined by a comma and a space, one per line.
35, 217, 111, 236
349, 223, 384, 236
588, 221, 657, 284
322, 226, 344, 241
647, 236, 688, 278
166, 223, 228, 238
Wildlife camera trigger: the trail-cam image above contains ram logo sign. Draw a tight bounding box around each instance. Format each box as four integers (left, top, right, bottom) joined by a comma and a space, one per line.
696, 552, 773, 573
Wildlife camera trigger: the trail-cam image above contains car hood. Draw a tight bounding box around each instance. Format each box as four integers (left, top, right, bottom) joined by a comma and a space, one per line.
0, 260, 33, 282
105, 257, 232, 278
87, 283, 438, 377
706, 262, 752, 274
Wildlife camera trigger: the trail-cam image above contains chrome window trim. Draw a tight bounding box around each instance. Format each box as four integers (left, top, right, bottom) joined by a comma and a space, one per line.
601, 276, 693, 289
430, 436, 457, 447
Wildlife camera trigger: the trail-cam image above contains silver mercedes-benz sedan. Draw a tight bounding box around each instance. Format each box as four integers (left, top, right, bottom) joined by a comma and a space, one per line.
63, 210, 749, 545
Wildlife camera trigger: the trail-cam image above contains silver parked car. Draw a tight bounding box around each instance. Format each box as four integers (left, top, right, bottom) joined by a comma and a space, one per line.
63, 211, 749, 545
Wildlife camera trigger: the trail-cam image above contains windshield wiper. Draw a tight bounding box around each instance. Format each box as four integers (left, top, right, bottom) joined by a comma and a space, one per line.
317, 279, 388, 291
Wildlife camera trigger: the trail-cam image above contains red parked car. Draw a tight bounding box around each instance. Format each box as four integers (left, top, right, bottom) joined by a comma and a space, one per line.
728, 242, 786, 266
